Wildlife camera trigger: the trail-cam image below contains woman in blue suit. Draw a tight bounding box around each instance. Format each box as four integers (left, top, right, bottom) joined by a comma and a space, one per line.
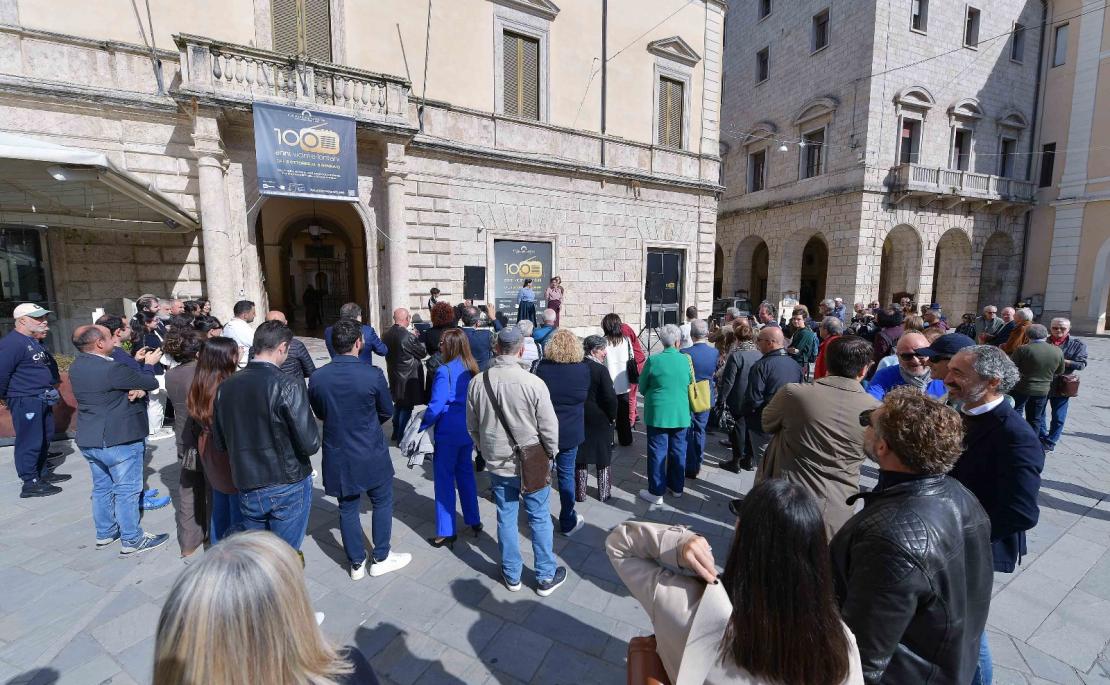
420, 328, 483, 548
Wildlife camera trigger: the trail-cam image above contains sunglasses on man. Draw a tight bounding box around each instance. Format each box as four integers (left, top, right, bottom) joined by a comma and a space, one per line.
898, 352, 929, 361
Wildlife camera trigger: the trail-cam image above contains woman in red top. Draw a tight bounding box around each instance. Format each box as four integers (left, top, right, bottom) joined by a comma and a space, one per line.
545, 276, 565, 327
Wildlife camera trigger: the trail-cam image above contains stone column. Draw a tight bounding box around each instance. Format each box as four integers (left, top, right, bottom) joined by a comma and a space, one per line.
383, 143, 410, 312
190, 112, 237, 324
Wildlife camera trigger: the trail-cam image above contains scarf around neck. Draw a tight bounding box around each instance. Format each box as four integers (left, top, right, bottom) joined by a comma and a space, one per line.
899, 365, 932, 391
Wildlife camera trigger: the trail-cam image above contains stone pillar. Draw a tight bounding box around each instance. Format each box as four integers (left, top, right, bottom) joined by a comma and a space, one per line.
190, 112, 237, 324
383, 143, 410, 312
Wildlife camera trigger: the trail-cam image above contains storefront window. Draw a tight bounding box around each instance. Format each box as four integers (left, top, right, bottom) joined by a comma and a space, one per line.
0, 226, 51, 332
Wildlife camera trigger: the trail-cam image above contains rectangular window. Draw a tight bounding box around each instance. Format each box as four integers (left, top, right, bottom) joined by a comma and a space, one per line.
952, 129, 972, 170
756, 47, 769, 83
964, 7, 981, 48
503, 31, 540, 120
998, 138, 1017, 177
911, 0, 928, 32
1010, 23, 1026, 62
657, 77, 684, 150
812, 9, 830, 52
802, 128, 825, 178
1053, 24, 1069, 66
899, 119, 921, 164
1039, 143, 1056, 187
759, 0, 772, 19
271, 0, 332, 61
748, 149, 767, 192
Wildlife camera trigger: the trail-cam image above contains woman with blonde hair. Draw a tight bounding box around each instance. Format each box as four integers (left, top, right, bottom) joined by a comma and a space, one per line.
534, 329, 591, 535
153, 530, 377, 685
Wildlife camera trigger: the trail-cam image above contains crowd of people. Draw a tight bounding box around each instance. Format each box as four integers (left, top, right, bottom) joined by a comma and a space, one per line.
0, 284, 1091, 684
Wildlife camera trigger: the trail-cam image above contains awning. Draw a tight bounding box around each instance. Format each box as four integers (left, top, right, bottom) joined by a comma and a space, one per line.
0, 131, 199, 233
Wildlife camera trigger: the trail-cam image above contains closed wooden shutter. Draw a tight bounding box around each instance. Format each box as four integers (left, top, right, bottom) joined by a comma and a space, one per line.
503, 31, 540, 120
271, 0, 331, 60
303, 0, 332, 61
271, 0, 300, 55
658, 77, 683, 149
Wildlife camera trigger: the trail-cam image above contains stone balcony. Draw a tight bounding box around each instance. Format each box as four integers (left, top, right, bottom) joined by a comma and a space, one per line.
173, 34, 413, 133
887, 163, 1035, 212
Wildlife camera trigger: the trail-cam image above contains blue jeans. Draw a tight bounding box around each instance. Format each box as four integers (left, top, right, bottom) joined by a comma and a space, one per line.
239, 475, 313, 550
392, 406, 413, 443
433, 438, 480, 538
10, 396, 53, 483
209, 490, 244, 544
685, 410, 709, 476
971, 632, 992, 684
80, 440, 145, 546
489, 474, 557, 583
1040, 396, 1069, 447
338, 481, 393, 564
1012, 394, 1049, 439
646, 426, 687, 496
554, 447, 579, 533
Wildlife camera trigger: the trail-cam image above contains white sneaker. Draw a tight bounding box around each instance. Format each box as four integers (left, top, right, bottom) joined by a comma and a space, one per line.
350, 558, 366, 581
669, 490, 683, 498
562, 513, 586, 536
315, 612, 325, 625
369, 551, 412, 577
148, 427, 175, 441
638, 489, 663, 505
311, 468, 319, 479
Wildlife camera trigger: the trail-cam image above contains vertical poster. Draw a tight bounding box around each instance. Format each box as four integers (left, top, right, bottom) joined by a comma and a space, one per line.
253, 103, 358, 200
493, 240, 553, 324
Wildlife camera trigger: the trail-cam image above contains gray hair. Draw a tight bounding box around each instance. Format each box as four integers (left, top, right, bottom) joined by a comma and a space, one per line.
1027, 324, 1049, 341
543, 308, 557, 324
983, 305, 997, 314
962, 345, 1021, 393
497, 335, 523, 356
820, 298, 836, 311
583, 334, 607, 356
726, 307, 741, 319
658, 324, 681, 348
517, 319, 535, 337
821, 316, 845, 336
1050, 317, 1071, 330
1015, 307, 1034, 322
690, 319, 708, 340
339, 302, 362, 320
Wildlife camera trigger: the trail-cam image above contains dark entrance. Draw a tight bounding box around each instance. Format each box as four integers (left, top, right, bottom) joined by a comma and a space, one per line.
645, 248, 684, 327
799, 236, 828, 314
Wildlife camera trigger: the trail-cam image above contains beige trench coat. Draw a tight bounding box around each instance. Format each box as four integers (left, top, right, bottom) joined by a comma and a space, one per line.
756, 376, 880, 538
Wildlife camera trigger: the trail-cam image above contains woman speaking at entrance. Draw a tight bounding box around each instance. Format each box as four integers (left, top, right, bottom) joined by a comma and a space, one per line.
516, 279, 537, 326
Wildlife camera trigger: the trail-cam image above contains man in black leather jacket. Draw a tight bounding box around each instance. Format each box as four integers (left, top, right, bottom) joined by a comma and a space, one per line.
830, 387, 992, 685
213, 321, 321, 551
257, 311, 316, 379
381, 307, 427, 443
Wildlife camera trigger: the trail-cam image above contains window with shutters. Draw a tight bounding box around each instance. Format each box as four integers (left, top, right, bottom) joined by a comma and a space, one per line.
503, 31, 541, 120
910, 0, 928, 33
657, 77, 684, 150
271, 0, 332, 62
801, 128, 825, 178
964, 7, 980, 49
748, 149, 767, 192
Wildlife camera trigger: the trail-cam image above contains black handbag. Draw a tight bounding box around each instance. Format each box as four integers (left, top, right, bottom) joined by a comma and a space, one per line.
483, 371, 551, 494
625, 338, 640, 384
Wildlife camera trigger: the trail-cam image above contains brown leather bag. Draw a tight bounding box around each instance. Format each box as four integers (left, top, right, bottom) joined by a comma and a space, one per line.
483, 370, 551, 494
627, 636, 672, 685
1053, 372, 1080, 398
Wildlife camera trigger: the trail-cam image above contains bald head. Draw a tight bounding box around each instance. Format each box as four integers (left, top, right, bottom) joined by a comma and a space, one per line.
266, 311, 287, 325
72, 324, 113, 354
393, 308, 411, 326
896, 331, 929, 376
756, 326, 785, 354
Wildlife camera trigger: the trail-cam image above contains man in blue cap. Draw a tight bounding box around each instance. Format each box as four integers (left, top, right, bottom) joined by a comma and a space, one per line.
913, 332, 977, 409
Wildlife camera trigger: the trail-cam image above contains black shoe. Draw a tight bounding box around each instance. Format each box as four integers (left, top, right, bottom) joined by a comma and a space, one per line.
41, 472, 71, 484
20, 479, 62, 498
718, 439, 732, 448
427, 535, 456, 549
715, 460, 741, 473
470, 523, 484, 537
685, 470, 700, 480
738, 458, 755, 472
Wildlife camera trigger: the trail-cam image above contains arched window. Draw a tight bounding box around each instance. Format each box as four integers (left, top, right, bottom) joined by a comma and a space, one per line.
272, 0, 332, 62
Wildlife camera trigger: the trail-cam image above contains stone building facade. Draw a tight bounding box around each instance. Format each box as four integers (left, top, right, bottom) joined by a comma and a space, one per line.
0, 0, 723, 345
717, 0, 1043, 319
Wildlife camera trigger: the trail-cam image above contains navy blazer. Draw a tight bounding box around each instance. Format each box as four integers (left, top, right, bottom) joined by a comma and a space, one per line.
682, 342, 718, 405
949, 400, 1044, 572
308, 355, 394, 497
324, 323, 389, 364
69, 353, 160, 448
462, 327, 496, 371
535, 359, 590, 450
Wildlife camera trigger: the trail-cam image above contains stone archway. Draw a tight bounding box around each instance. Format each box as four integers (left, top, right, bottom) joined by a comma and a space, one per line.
713, 243, 724, 299
750, 241, 769, 304
931, 229, 974, 318
878, 224, 922, 306
799, 235, 828, 313
978, 232, 1018, 311
733, 235, 770, 302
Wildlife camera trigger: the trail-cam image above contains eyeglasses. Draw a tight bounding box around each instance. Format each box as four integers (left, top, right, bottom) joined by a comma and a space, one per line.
858, 409, 874, 427
898, 352, 929, 361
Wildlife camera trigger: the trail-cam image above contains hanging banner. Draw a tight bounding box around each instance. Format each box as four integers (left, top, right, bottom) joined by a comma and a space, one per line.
493, 240, 553, 324
253, 103, 358, 201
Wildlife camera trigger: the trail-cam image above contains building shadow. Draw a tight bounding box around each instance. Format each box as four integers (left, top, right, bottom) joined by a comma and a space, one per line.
1040, 478, 1108, 503
1037, 491, 1110, 522
1065, 431, 1110, 446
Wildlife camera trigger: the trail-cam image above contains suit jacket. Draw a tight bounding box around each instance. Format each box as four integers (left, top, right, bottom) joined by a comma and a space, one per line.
69, 353, 159, 448
324, 322, 388, 364
756, 376, 880, 537
418, 357, 472, 441
607, 521, 864, 685
462, 327, 496, 370
308, 356, 394, 497
949, 400, 1044, 572
382, 324, 427, 407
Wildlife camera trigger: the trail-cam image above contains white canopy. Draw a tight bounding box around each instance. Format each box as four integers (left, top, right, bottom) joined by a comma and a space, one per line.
0, 131, 199, 233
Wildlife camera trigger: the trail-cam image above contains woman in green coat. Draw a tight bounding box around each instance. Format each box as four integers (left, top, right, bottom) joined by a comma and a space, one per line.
637, 324, 692, 505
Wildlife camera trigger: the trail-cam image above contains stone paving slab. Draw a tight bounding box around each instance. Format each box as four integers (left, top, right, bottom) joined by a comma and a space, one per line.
0, 336, 1105, 684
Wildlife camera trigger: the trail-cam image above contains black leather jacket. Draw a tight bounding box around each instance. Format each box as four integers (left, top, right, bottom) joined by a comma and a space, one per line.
211, 361, 321, 491
830, 474, 993, 685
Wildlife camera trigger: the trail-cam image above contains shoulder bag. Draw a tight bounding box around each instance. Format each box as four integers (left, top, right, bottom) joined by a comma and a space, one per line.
625, 338, 641, 384
627, 636, 671, 685
1052, 372, 1080, 398
482, 370, 551, 494
687, 354, 711, 414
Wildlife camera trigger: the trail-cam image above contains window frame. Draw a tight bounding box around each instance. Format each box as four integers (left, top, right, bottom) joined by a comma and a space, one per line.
800, 126, 827, 179
998, 136, 1018, 178
897, 116, 923, 165
964, 6, 981, 49
1052, 23, 1069, 67
493, 8, 551, 123
1038, 143, 1056, 188
748, 148, 769, 193
1010, 22, 1026, 64
812, 8, 831, 54
910, 0, 929, 34
758, 0, 772, 21
756, 46, 770, 84
652, 59, 693, 151
950, 126, 974, 171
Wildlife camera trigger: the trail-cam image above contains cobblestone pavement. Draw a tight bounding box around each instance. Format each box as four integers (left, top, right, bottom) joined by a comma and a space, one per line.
0, 337, 1107, 684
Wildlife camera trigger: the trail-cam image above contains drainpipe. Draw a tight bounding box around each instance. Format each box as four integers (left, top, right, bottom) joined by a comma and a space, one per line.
1018, 0, 1048, 304
600, 0, 607, 168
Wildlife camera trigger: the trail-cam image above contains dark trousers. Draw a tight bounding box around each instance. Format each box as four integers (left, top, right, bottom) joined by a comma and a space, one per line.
727, 414, 753, 463
10, 396, 53, 483
685, 410, 709, 476
1012, 394, 1050, 439
338, 481, 394, 565
392, 406, 413, 443
174, 465, 208, 555
615, 392, 633, 446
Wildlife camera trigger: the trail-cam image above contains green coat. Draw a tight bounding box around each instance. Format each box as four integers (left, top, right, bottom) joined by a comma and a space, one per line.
639, 347, 693, 429
790, 327, 819, 365
1011, 341, 1065, 397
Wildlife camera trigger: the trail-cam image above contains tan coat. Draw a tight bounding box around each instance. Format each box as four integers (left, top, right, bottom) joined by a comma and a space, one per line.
756, 376, 880, 538
606, 521, 863, 685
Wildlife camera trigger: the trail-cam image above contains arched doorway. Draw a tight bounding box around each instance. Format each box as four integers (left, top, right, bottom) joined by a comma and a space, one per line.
255, 199, 369, 335
751, 241, 769, 304
931, 229, 974, 318
799, 236, 828, 313
732, 235, 769, 303
978, 232, 1018, 310
878, 225, 922, 307
713, 243, 724, 299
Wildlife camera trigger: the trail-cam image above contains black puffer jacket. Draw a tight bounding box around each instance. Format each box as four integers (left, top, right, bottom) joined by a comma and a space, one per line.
830, 474, 993, 685
211, 361, 320, 491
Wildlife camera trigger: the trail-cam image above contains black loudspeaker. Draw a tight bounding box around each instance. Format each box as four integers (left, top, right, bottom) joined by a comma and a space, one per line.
463, 266, 486, 300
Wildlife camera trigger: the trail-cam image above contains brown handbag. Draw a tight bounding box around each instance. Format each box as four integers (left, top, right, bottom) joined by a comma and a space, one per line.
627, 636, 672, 685
1053, 372, 1080, 398
483, 370, 551, 494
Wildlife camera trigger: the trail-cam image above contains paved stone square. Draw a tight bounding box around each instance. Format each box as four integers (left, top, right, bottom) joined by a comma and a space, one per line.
0, 339, 1108, 684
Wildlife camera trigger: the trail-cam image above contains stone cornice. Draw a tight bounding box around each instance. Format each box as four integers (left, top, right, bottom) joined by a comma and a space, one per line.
0, 23, 177, 60
0, 73, 178, 114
